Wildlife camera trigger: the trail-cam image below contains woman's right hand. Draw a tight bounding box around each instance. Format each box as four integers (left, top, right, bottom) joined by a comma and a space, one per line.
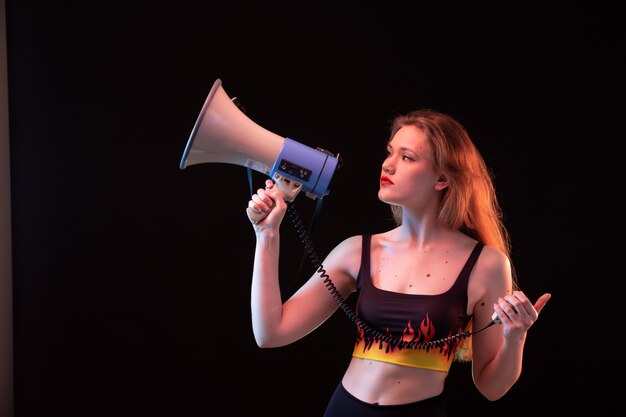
246, 179, 287, 231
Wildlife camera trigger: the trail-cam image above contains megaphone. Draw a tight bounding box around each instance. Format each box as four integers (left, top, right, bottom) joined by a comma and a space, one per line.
179, 79, 341, 223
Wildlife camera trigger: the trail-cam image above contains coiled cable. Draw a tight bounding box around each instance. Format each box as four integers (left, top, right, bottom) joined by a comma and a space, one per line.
286, 202, 496, 350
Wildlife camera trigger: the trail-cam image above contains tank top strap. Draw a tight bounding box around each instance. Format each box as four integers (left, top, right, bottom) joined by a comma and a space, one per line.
357, 234, 372, 289
455, 241, 485, 287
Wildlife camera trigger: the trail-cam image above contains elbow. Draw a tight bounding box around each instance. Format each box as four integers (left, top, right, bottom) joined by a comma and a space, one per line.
473, 362, 522, 401
255, 339, 277, 349
254, 336, 273, 349
482, 391, 506, 402
477, 384, 514, 402
253, 332, 283, 349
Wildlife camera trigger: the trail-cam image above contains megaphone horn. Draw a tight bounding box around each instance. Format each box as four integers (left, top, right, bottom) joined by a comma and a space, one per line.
179, 79, 341, 222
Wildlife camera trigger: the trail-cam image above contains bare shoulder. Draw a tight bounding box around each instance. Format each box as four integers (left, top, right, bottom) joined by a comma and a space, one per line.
335, 234, 364, 249
324, 234, 365, 278
472, 244, 513, 296
476, 245, 511, 274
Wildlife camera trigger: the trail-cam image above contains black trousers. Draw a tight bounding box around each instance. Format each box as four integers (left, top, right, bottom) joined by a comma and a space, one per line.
323, 383, 447, 417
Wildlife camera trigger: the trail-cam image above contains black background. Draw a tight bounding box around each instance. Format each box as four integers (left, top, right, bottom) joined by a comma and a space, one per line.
6, 1, 624, 416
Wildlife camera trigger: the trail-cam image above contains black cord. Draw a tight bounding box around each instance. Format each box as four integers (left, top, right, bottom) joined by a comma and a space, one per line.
286, 202, 496, 350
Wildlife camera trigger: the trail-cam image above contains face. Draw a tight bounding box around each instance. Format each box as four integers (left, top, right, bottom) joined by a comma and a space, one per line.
378, 125, 446, 209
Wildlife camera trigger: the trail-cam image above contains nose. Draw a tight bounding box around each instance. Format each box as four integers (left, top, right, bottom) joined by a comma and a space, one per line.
382, 160, 394, 174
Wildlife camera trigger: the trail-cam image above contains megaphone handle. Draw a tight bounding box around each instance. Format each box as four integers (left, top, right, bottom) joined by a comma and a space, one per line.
247, 174, 303, 224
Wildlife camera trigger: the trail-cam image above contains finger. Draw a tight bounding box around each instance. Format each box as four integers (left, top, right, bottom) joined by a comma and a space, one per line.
509, 291, 535, 319
492, 303, 505, 324
250, 194, 274, 212
491, 305, 503, 324
247, 200, 261, 213
262, 184, 286, 208
256, 188, 276, 207
501, 295, 519, 315
533, 293, 552, 315
497, 296, 519, 320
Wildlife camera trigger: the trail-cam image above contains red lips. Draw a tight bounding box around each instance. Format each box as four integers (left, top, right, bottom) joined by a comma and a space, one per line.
380, 176, 394, 185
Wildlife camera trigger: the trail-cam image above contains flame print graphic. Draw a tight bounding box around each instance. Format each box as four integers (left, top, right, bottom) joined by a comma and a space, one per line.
355, 313, 463, 363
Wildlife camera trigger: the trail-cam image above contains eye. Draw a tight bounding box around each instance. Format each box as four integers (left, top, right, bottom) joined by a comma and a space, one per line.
402, 154, 414, 161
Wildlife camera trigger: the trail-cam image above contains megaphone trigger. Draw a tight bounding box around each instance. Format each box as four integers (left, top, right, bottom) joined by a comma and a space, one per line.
271, 173, 303, 202
491, 311, 502, 325
246, 175, 302, 224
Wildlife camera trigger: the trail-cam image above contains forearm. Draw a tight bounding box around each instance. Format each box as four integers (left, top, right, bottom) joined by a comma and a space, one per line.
474, 335, 526, 401
250, 230, 285, 347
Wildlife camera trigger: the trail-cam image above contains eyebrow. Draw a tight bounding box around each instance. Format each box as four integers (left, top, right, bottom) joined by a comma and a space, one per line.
387, 144, 419, 154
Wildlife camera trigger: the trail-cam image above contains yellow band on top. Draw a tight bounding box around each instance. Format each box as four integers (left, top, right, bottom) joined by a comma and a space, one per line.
352, 337, 456, 373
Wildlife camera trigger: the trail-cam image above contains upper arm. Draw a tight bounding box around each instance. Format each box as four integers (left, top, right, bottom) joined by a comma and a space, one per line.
469, 245, 513, 376
277, 235, 362, 342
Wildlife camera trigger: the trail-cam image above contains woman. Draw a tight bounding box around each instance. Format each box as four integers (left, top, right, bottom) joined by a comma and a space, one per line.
246, 109, 551, 417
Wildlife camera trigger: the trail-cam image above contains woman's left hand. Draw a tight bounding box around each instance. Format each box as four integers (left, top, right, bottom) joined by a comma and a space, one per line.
493, 291, 551, 339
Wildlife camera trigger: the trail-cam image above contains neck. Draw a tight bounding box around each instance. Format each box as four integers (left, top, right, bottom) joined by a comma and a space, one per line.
391, 206, 450, 249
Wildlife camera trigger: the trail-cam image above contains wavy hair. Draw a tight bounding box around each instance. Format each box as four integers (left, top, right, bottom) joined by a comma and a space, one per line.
388, 109, 517, 360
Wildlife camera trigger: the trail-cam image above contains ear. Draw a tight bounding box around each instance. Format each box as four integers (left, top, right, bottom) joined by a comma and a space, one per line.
434, 174, 449, 191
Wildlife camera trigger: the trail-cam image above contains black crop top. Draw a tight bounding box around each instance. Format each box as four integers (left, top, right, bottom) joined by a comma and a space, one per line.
352, 234, 484, 372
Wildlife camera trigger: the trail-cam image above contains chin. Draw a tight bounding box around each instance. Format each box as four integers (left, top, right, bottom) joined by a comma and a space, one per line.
378, 190, 394, 205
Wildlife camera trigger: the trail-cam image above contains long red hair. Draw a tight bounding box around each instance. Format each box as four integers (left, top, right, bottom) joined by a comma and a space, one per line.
388, 109, 517, 360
